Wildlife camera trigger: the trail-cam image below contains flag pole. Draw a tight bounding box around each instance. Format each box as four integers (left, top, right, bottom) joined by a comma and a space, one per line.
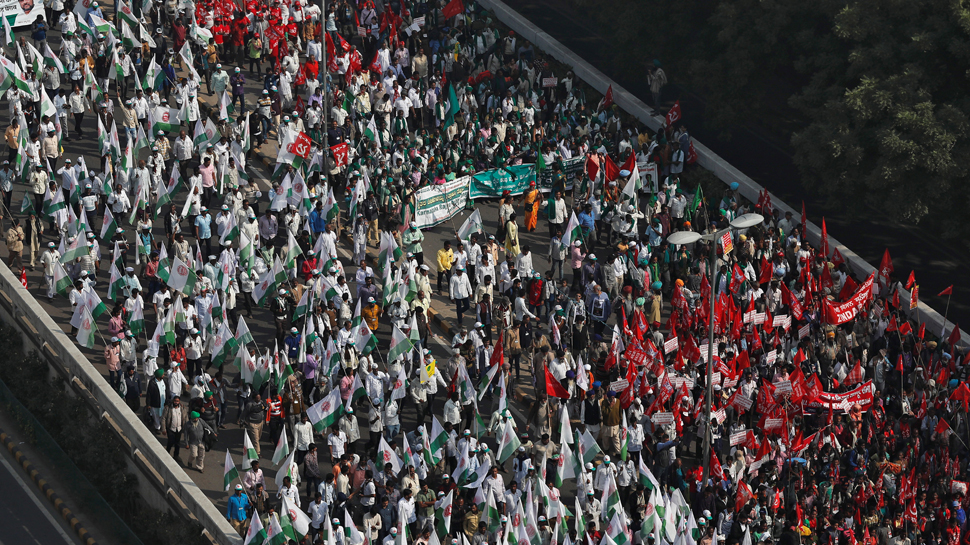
942, 290, 952, 339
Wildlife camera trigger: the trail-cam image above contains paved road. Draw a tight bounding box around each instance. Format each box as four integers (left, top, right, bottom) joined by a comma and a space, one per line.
0, 433, 79, 545
501, 0, 970, 332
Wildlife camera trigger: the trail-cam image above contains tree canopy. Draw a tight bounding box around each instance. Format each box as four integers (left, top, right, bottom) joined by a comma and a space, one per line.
576, 0, 970, 237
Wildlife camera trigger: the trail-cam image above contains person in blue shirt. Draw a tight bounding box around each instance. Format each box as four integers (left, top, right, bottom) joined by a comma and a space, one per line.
284, 327, 301, 359
308, 200, 328, 235
195, 207, 213, 257
577, 204, 595, 238
226, 484, 250, 535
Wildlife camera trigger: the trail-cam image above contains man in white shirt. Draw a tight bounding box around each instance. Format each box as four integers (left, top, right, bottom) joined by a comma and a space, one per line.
449, 267, 473, 324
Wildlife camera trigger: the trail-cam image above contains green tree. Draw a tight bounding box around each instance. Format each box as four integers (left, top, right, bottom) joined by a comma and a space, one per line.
791, 0, 970, 235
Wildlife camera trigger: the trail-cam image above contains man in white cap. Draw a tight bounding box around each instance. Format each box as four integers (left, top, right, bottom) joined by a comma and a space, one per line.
39, 242, 60, 299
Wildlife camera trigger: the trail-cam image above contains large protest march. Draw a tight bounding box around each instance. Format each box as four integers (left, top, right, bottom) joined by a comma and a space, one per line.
0, 0, 965, 544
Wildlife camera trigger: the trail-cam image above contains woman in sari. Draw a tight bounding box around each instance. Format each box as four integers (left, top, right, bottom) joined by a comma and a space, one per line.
521, 180, 540, 231
505, 212, 520, 256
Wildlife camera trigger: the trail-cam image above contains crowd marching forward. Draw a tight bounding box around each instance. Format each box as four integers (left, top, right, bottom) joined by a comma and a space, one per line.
0, 0, 967, 545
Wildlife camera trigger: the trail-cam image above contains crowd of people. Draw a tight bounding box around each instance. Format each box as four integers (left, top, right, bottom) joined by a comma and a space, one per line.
1, 0, 968, 545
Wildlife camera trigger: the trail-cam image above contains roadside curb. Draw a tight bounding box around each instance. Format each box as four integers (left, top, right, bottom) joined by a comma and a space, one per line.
0, 427, 98, 545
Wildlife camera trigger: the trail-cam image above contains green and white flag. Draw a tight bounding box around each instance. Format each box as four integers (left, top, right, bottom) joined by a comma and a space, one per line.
151, 106, 182, 132
435, 489, 453, 537
193, 118, 219, 149
280, 494, 311, 541
601, 472, 622, 522
251, 263, 279, 307
2, 15, 13, 48
273, 450, 296, 490
344, 509, 365, 545
322, 187, 339, 223
428, 416, 448, 459
271, 429, 290, 467
219, 211, 239, 245
235, 315, 255, 346
376, 435, 404, 474
265, 513, 287, 545
306, 388, 344, 432
108, 263, 124, 301
88, 13, 113, 35
387, 325, 414, 362
59, 235, 88, 264
284, 231, 303, 270
293, 289, 311, 322
159, 256, 197, 295
43, 43, 66, 74
638, 453, 660, 489
53, 262, 72, 297
76, 306, 97, 349
555, 439, 575, 487
457, 209, 483, 242
378, 231, 402, 272
243, 431, 259, 470
117, 0, 139, 28
244, 511, 267, 545
100, 207, 118, 241
363, 115, 380, 144
209, 321, 236, 367
560, 211, 583, 249
496, 418, 521, 463
223, 449, 239, 491
352, 321, 378, 355
579, 428, 602, 464
239, 232, 255, 273
128, 300, 145, 337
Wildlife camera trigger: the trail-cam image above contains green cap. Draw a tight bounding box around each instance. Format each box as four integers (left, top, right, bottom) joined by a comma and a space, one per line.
154, 369, 165, 378
189, 411, 201, 419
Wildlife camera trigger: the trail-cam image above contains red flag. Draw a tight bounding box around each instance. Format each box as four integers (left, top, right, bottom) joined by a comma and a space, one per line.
895, 355, 904, 373
665, 100, 682, 126
800, 201, 807, 230
735, 350, 751, 372
586, 154, 602, 184
686, 140, 698, 165
910, 285, 919, 310
19, 268, 27, 289
939, 285, 953, 297
838, 275, 859, 301
877, 249, 894, 287
619, 152, 637, 177
831, 247, 846, 267
898, 322, 913, 336
820, 217, 829, 257
935, 418, 953, 437
442, 0, 464, 18
710, 450, 723, 480
950, 383, 970, 412
948, 324, 961, 347
905, 271, 916, 290
602, 154, 620, 182
846, 360, 864, 385
758, 256, 773, 285
736, 481, 753, 513
600, 84, 614, 110
544, 365, 570, 399
331, 142, 350, 167
793, 349, 806, 367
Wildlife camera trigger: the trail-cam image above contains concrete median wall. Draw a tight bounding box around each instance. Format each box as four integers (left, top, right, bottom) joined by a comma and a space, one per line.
475, 0, 967, 346
0, 261, 243, 545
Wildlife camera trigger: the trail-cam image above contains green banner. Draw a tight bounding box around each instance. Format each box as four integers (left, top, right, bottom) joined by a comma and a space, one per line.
469, 164, 536, 199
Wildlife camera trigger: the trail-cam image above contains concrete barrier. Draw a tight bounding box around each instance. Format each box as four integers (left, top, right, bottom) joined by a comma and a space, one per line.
475, 0, 967, 347
0, 262, 243, 545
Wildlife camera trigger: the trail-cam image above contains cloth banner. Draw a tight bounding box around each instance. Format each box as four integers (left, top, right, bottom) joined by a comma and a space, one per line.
468, 164, 536, 199
803, 380, 876, 414
414, 176, 470, 229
